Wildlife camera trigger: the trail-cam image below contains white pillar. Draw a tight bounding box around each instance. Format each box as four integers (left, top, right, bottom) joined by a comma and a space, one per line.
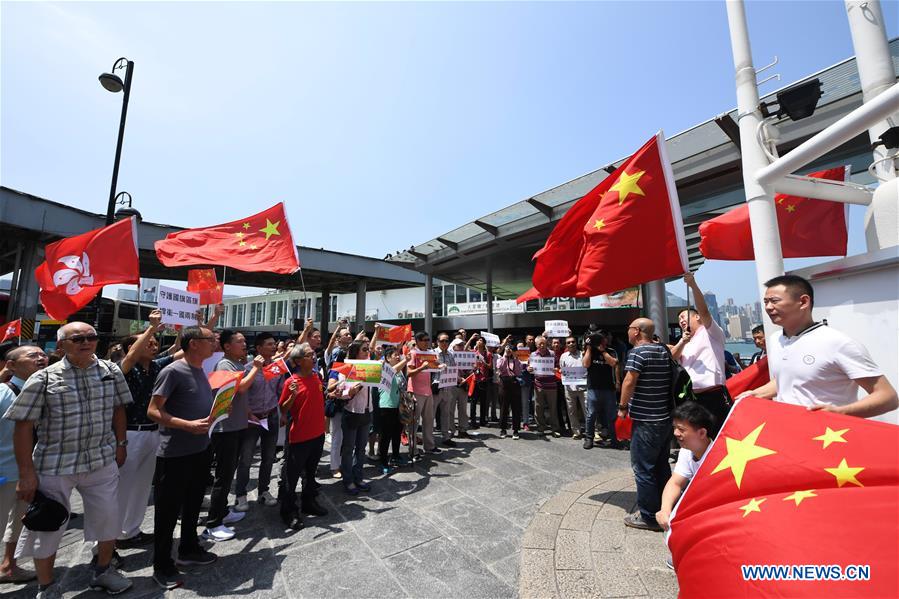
643, 279, 668, 342
726, 0, 784, 333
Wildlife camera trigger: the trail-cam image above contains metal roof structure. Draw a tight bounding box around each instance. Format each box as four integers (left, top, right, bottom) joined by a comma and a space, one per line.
388, 38, 899, 299
0, 187, 426, 294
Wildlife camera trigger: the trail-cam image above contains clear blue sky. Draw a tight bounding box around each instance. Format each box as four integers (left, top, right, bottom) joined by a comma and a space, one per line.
3, 1, 895, 306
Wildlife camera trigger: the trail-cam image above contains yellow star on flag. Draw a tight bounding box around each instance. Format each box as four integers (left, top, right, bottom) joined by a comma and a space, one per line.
739, 497, 766, 518
250, 244, 257, 250
238, 241, 247, 247
786, 204, 796, 213
610, 170, 646, 206
710, 423, 777, 489
593, 218, 606, 231
242, 222, 251, 230
259, 219, 281, 240
783, 490, 817, 506
813, 427, 849, 449
235, 231, 245, 239
824, 458, 864, 488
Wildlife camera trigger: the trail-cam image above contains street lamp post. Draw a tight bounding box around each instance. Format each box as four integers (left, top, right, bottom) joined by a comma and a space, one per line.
99, 57, 134, 225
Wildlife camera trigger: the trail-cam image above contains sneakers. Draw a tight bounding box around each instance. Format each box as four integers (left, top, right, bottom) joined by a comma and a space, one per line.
623, 511, 663, 532
175, 549, 218, 566
552, 431, 562, 438
583, 437, 594, 450
594, 432, 603, 443
282, 512, 304, 531
259, 491, 278, 507
116, 531, 154, 549
222, 509, 246, 525
331, 470, 343, 479
36, 584, 63, 599
572, 431, 583, 440
89, 566, 132, 595
666, 553, 675, 570
511, 432, 520, 440
152, 565, 185, 590
201, 525, 236, 542
233, 495, 249, 512
499, 430, 507, 439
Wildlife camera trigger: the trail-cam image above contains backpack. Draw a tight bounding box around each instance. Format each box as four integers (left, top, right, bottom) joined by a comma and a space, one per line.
660, 343, 696, 407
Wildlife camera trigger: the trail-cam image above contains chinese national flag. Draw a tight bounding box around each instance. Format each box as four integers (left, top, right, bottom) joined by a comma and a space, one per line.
725, 355, 770, 399
517, 132, 688, 302
35, 217, 140, 320
263, 357, 290, 380
379, 323, 412, 346
698, 167, 848, 260
668, 397, 898, 598
0, 319, 21, 343
154, 203, 300, 274
187, 269, 224, 305
330, 362, 356, 379
207, 370, 243, 390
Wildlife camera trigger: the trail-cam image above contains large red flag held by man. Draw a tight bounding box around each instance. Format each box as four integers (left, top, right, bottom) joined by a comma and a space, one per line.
725, 355, 769, 399
667, 397, 898, 598
187, 269, 224, 305
35, 217, 140, 320
698, 166, 849, 260
154, 203, 300, 274
517, 132, 688, 302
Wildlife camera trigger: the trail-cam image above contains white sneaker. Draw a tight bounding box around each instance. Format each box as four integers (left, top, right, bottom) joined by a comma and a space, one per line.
201, 525, 235, 542
222, 509, 246, 525
259, 491, 278, 507
233, 496, 249, 512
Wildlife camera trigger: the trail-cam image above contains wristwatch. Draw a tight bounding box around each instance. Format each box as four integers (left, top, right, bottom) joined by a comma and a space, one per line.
116, 439, 129, 448
617, 404, 629, 411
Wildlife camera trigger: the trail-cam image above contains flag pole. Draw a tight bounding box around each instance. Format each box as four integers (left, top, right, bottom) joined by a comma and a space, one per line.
136, 282, 143, 331
298, 267, 308, 306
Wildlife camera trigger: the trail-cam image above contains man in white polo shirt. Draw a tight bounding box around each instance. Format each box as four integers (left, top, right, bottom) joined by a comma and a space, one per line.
739, 275, 898, 418
669, 274, 730, 427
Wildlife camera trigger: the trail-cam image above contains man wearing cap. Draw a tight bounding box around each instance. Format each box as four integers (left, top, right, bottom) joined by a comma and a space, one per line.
4, 323, 132, 597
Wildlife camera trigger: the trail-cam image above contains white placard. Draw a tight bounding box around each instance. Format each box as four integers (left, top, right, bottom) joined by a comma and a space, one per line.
544, 320, 570, 338
452, 350, 477, 371
157, 285, 200, 327
438, 366, 460, 389
529, 355, 555, 376
480, 332, 500, 347
379, 361, 395, 391
561, 366, 588, 386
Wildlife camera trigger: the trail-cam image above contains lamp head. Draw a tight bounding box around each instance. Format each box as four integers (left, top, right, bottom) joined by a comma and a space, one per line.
99, 72, 124, 93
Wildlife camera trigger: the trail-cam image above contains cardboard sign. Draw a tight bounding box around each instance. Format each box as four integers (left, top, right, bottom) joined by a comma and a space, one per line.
345, 359, 383, 387
414, 350, 440, 372
438, 366, 460, 389
480, 332, 501, 347
561, 365, 588, 386
530, 355, 555, 376
545, 320, 570, 338
452, 350, 477, 371
379, 361, 395, 391
157, 285, 200, 327
515, 349, 531, 363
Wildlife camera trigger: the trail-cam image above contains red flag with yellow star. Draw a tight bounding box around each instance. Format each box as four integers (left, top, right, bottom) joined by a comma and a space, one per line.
154, 203, 300, 274
667, 396, 898, 598
517, 132, 688, 302
187, 268, 224, 305
698, 166, 848, 260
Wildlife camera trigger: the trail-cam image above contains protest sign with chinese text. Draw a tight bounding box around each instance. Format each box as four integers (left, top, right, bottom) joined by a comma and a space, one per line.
480, 332, 500, 347
379, 361, 395, 391
530, 355, 555, 376
208, 372, 242, 436
157, 285, 200, 327
515, 349, 531, 363
438, 366, 460, 389
414, 350, 440, 372
345, 360, 384, 387
561, 365, 587, 386
452, 350, 477, 371
544, 320, 570, 338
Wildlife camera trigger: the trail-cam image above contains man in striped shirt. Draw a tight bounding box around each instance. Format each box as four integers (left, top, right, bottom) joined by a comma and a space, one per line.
618, 318, 672, 532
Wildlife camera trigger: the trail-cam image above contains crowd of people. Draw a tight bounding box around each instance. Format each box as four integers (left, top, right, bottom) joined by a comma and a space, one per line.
0, 273, 895, 597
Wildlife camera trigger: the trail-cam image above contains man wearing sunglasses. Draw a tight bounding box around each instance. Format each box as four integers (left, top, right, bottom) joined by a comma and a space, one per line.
4, 322, 133, 597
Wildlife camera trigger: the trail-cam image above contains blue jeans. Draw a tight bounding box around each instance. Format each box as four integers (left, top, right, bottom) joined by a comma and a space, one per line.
341, 412, 371, 486
630, 419, 672, 524
586, 388, 616, 440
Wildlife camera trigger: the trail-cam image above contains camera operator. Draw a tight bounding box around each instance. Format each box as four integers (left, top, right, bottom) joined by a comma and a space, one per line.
582, 330, 620, 449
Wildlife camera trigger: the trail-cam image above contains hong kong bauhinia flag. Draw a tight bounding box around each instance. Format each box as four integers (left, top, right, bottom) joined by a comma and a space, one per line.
698, 166, 849, 260
0, 319, 21, 343
263, 357, 290, 380
155, 203, 300, 274
517, 132, 688, 302
667, 397, 898, 598
35, 217, 140, 320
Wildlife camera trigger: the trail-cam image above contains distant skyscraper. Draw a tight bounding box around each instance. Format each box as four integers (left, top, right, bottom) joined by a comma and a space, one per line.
704, 292, 722, 327
727, 314, 751, 340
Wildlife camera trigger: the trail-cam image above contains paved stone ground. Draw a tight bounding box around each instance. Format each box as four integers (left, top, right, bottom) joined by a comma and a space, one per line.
6, 427, 677, 598
519, 470, 677, 599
